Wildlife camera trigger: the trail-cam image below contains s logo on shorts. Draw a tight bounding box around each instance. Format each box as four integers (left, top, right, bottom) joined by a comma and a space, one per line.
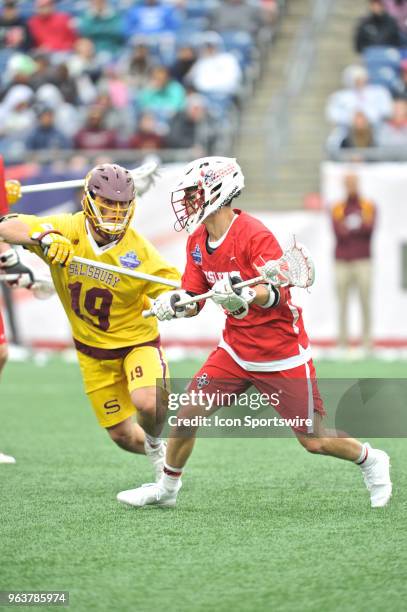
104, 399, 121, 414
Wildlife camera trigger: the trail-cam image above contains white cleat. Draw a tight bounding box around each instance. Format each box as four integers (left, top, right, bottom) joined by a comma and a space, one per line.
0, 452, 16, 464
117, 480, 181, 508
361, 444, 392, 508
144, 439, 166, 481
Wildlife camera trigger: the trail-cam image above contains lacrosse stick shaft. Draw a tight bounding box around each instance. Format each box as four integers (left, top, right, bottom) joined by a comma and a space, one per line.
0, 273, 53, 283
72, 256, 181, 288
0, 274, 23, 281
20, 162, 159, 194
21, 179, 84, 194
142, 275, 264, 318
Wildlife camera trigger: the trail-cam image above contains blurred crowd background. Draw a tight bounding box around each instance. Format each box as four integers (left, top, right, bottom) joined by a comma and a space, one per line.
0, 0, 281, 170
326, 0, 407, 159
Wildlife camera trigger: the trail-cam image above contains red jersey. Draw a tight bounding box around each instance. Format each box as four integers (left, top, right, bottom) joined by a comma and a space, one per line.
182, 210, 311, 371
28, 13, 77, 52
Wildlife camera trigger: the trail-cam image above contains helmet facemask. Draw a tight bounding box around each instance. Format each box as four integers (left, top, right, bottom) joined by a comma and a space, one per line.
83, 190, 135, 241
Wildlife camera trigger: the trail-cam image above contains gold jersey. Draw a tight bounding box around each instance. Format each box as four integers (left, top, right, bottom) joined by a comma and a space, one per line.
19, 212, 180, 349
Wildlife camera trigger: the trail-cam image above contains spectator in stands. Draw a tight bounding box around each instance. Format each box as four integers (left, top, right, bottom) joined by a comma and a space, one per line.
119, 42, 155, 90
354, 0, 401, 53
67, 38, 103, 83
394, 57, 407, 98
78, 0, 124, 60
98, 63, 131, 110
35, 83, 82, 139
138, 65, 186, 120
186, 32, 242, 97
0, 0, 33, 51
28, 0, 77, 54
127, 112, 164, 150
52, 63, 79, 105
3, 53, 37, 90
0, 84, 35, 159
340, 111, 376, 149
326, 65, 392, 127
74, 104, 118, 150
166, 93, 216, 155
383, 0, 407, 37
124, 0, 181, 40
171, 45, 197, 84
260, 0, 280, 25
376, 98, 407, 145
66, 38, 102, 105
209, 0, 264, 37
28, 52, 55, 90
94, 92, 135, 142
0, 84, 35, 137
331, 171, 376, 351
26, 107, 71, 150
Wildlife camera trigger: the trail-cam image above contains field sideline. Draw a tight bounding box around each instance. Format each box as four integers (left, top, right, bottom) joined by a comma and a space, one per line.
1, 358, 406, 612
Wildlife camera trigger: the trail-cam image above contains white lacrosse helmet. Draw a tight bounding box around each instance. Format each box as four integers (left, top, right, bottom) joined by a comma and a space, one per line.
171, 157, 245, 234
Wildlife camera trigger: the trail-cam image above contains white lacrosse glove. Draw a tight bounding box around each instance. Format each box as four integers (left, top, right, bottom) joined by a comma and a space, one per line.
132, 161, 160, 196
0, 248, 35, 287
256, 258, 290, 286
151, 290, 195, 321
211, 275, 256, 319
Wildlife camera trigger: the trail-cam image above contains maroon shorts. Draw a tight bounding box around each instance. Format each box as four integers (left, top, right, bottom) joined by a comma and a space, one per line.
0, 310, 6, 345
188, 347, 325, 433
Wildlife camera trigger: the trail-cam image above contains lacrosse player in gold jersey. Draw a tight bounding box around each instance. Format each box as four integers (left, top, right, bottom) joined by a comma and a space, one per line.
0, 163, 180, 482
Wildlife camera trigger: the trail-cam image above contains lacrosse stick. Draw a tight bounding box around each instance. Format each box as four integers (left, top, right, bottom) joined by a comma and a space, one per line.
142, 242, 315, 318
0, 273, 56, 300
20, 161, 160, 196
72, 256, 180, 288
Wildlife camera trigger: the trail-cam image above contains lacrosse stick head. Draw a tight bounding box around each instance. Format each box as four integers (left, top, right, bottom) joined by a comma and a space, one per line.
131, 160, 160, 196
171, 157, 245, 234
31, 278, 55, 300
262, 243, 315, 289
0, 273, 55, 299
83, 164, 136, 242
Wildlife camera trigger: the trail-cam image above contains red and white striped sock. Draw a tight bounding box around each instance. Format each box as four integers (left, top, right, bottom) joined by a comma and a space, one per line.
355, 443, 373, 467
145, 433, 161, 449
162, 462, 183, 490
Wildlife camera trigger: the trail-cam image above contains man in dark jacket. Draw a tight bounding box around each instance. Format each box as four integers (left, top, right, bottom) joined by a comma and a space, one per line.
354, 0, 401, 53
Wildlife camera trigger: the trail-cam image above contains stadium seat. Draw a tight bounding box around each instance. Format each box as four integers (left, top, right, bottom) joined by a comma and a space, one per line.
220, 31, 256, 71
177, 17, 210, 40
363, 46, 401, 71
185, 0, 219, 19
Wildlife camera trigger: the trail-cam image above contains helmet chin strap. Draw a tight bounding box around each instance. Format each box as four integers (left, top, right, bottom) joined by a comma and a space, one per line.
87, 218, 122, 246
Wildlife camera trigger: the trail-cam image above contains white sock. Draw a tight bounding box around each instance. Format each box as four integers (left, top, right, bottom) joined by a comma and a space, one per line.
162, 462, 183, 491
145, 433, 161, 449
355, 443, 374, 467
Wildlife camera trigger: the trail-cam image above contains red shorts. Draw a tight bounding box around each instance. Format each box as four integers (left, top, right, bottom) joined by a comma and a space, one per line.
188, 347, 325, 433
0, 310, 6, 345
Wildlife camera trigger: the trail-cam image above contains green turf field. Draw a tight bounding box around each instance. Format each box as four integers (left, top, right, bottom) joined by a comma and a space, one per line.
1, 358, 406, 612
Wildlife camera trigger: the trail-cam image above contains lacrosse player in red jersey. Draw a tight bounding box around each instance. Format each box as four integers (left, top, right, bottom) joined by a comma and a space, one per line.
117, 156, 392, 509
0, 177, 34, 464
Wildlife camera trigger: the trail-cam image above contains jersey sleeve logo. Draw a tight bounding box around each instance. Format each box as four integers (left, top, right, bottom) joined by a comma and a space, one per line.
119, 251, 141, 269
191, 244, 202, 265
196, 373, 210, 389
